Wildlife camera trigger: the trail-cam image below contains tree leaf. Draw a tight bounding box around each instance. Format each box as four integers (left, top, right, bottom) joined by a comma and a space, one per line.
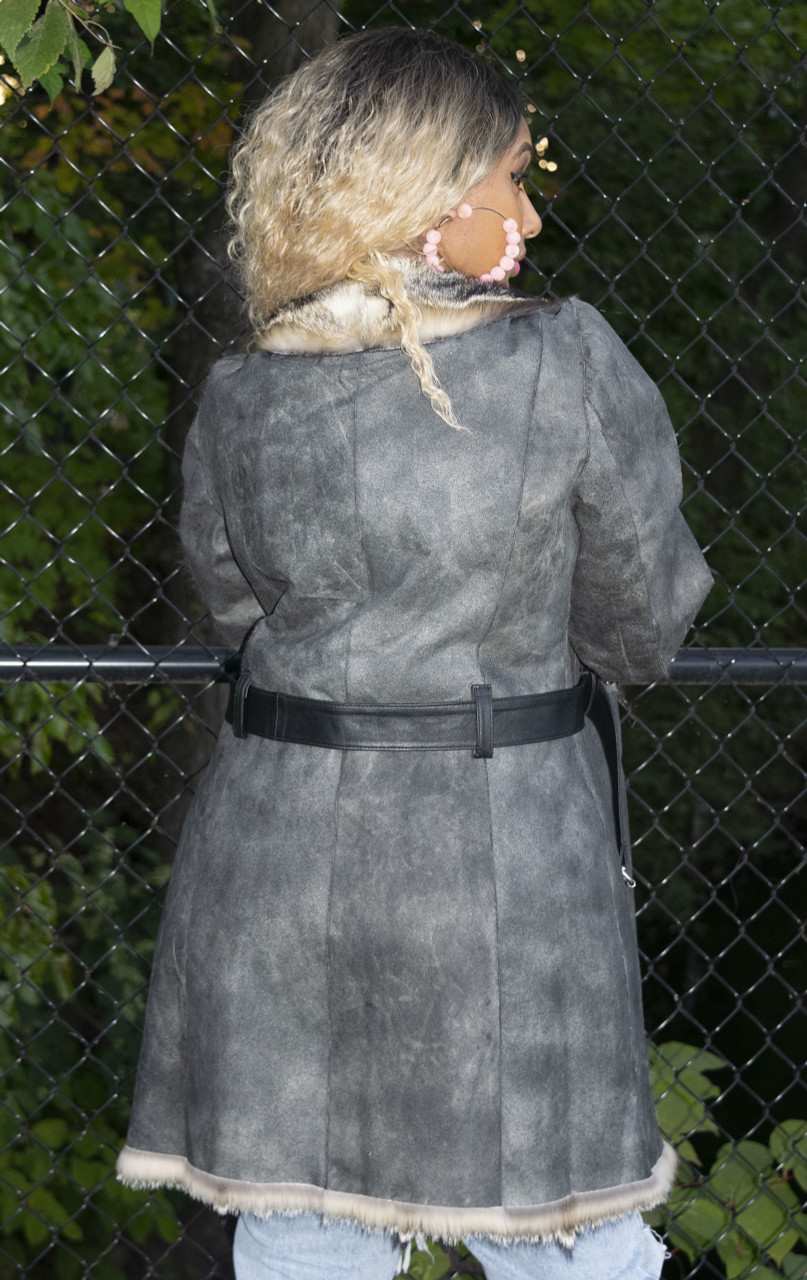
30, 1117, 69, 1149
708, 1142, 774, 1211
655, 1082, 709, 1143
716, 1226, 759, 1279
26, 1183, 71, 1226
69, 1156, 106, 1189
39, 58, 63, 103
667, 1194, 731, 1262
651, 1041, 728, 1074
0, 0, 39, 55
65, 18, 83, 91
736, 1183, 800, 1263
771, 1122, 807, 1193
90, 43, 114, 95
155, 1212, 181, 1243
23, 1212, 50, 1246
649, 1043, 723, 1125
677, 1139, 702, 1166
407, 1240, 453, 1280
9, 0, 70, 88
123, 0, 161, 43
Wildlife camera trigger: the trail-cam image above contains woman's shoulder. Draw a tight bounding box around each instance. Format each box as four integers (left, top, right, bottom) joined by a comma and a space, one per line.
517, 295, 656, 389
502, 292, 615, 351
564, 298, 663, 396
508, 293, 618, 342
493, 291, 582, 354
194, 352, 250, 405
207, 351, 249, 381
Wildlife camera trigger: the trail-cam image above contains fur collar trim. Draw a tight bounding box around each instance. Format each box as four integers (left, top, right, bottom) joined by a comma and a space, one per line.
255, 257, 549, 355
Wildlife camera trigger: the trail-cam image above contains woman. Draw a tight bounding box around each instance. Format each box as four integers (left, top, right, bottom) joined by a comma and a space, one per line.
115, 26, 713, 1280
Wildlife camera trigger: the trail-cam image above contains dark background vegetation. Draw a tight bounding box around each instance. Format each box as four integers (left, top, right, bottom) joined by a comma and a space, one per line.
1, 1, 805, 1277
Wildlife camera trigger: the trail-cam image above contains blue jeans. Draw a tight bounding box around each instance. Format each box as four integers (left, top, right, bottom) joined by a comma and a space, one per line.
232, 1207, 668, 1280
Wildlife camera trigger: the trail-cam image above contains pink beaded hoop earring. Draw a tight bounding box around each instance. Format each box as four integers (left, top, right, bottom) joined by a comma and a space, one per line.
423, 204, 522, 282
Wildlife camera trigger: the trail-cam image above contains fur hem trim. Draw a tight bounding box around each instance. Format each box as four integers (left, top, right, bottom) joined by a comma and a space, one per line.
115, 1139, 678, 1247
255, 256, 553, 355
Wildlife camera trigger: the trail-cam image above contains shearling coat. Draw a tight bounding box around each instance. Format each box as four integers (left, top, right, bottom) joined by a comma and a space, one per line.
115, 259, 714, 1246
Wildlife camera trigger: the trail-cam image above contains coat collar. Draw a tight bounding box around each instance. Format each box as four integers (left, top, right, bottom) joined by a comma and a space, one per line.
255, 256, 549, 355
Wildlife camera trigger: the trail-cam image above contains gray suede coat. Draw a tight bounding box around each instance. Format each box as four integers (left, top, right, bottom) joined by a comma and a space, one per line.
116, 261, 713, 1246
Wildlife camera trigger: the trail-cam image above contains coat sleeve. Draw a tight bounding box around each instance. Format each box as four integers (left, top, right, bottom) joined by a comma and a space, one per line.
178, 363, 265, 651
567, 299, 714, 684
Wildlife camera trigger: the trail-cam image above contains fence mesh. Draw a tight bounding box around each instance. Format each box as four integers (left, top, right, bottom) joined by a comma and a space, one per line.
1, 1, 805, 1277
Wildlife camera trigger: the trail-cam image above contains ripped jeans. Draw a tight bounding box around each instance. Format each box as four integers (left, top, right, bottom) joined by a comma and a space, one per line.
232, 1207, 669, 1280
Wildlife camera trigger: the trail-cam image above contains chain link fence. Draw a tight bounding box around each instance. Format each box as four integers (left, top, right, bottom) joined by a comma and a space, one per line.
1, 1, 805, 1277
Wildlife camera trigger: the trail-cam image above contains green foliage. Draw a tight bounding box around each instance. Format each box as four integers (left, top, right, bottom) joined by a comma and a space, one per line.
4, 0, 70, 89
0, 15, 248, 1270
1, 680, 114, 776
771, 1124, 807, 1196
645, 1042, 807, 1278
0, 155, 171, 762
0, 826, 176, 1279
0, 0, 219, 102
123, 0, 162, 43
0, 7, 245, 761
0, 0, 41, 56
1, 0, 110, 101
86, 38, 113, 92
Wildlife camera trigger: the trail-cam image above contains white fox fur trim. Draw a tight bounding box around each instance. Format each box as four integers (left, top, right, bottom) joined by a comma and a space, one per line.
255, 257, 552, 355
115, 1139, 678, 1248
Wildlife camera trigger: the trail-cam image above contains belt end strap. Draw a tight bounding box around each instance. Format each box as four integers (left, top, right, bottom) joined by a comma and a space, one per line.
588, 675, 635, 889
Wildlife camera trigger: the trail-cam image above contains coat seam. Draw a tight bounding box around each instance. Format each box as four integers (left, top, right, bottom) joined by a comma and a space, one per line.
185, 369, 230, 512
324, 751, 347, 1190
479, 757, 503, 1206
473, 313, 546, 680
181, 737, 243, 1154
570, 297, 664, 666
581, 397, 665, 670
569, 300, 592, 489
345, 357, 366, 702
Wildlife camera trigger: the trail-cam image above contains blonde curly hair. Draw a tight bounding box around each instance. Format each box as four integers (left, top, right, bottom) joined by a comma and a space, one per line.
224, 27, 524, 428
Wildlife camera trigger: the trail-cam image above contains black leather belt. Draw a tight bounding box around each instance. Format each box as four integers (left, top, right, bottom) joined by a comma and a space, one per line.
225, 667, 634, 886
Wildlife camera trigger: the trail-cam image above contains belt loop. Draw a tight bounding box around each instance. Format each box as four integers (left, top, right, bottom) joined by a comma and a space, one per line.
471, 684, 494, 758
583, 669, 597, 716
231, 668, 253, 739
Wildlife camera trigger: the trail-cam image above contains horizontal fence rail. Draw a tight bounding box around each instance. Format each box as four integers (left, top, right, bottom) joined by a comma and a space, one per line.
2, 646, 807, 684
